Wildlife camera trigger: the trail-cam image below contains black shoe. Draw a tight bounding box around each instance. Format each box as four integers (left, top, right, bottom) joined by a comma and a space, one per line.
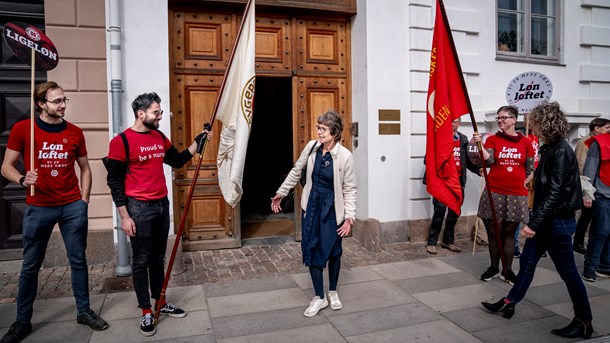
574, 244, 587, 255
158, 302, 187, 318
481, 297, 516, 319
77, 309, 108, 331
480, 266, 500, 281
0, 321, 32, 343
139, 313, 156, 337
551, 317, 593, 339
500, 270, 517, 285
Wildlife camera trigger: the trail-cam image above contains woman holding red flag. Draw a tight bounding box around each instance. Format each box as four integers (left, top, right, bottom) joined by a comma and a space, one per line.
473, 105, 535, 284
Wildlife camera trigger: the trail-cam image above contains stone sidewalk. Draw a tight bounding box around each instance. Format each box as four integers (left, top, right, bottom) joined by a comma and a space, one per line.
1, 238, 610, 342
0, 237, 482, 303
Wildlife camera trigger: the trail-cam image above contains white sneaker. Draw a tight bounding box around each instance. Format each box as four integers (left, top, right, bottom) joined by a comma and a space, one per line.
328, 291, 342, 310
304, 296, 328, 317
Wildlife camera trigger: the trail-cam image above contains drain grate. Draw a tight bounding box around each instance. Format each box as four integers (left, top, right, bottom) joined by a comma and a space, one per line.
101, 276, 133, 293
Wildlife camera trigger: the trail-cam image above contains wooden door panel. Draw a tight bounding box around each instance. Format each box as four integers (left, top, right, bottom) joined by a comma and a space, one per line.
173, 11, 233, 70
296, 77, 351, 152
296, 19, 349, 75
254, 16, 291, 75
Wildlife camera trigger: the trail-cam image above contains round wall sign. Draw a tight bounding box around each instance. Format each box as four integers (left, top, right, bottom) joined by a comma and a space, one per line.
505, 71, 553, 113
3, 21, 59, 71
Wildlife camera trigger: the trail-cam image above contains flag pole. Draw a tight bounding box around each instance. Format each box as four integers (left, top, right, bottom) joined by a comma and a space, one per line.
155, 0, 255, 321
30, 47, 36, 196
437, 0, 507, 276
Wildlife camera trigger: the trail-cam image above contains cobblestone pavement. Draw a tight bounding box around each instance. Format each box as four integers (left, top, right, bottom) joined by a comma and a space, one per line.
0, 237, 487, 304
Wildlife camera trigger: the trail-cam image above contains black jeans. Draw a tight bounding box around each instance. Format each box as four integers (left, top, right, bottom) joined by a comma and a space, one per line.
427, 197, 459, 246
128, 197, 170, 309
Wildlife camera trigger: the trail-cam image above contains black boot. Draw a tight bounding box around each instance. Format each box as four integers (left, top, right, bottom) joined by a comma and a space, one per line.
481, 297, 515, 319
551, 317, 594, 339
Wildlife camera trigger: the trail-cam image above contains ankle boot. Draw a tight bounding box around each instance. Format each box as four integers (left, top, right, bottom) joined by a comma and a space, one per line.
551, 317, 594, 339
481, 297, 515, 319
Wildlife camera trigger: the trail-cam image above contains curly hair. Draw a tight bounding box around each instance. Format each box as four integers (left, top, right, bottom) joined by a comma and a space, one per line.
528, 101, 570, 143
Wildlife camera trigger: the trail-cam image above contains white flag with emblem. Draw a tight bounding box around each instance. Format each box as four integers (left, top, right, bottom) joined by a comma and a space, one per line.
216, 0, 255, 208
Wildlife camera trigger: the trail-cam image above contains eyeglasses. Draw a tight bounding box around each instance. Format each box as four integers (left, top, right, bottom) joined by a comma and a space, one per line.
149, 110, 163, 117
316, 125, 329, 133
495, 116, 515, 121
46, 97, 69, 105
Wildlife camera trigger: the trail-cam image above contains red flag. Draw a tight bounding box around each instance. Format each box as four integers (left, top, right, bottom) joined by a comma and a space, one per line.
425, 0, 470, 215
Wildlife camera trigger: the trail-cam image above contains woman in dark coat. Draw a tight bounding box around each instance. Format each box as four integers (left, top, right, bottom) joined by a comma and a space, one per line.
271, 110, 357, 317
481, 101, 594, 339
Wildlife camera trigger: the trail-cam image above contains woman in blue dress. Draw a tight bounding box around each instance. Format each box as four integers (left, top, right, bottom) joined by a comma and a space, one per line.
271, 110, 357, 317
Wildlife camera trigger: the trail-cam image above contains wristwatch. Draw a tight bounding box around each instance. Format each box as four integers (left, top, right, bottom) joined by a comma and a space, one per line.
19, 176, 26, 188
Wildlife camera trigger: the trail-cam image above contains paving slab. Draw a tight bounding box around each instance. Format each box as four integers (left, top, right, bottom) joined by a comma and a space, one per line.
90, 310, 212, 343
290, 266, 384, 290
0, 319, 94, 343
210, 307, 327, 339
472, 314, 590, 343
414, 283, 507, 313
524, 281, 608, 306
319, 279, 417, 316
0, 293, 107, 327
370, 259, 460, 281
217, 323, 346, 343
203, 275, 298, 297
207, 288, 310, 318
544, 293, 610, 336
327, 302, 443, 337
444, 300, 557, 333
393, 270, 479, 294
346, 319, 482, 343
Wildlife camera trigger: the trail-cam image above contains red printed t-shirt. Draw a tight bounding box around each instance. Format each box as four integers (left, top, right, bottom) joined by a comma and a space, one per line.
108, 128, 172, 201
452, 137, 462, 176
7, 118, 87, 206
484, 133, 535, 196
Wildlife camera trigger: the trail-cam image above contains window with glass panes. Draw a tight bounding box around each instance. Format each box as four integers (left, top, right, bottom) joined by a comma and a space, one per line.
497, 0, 560, 62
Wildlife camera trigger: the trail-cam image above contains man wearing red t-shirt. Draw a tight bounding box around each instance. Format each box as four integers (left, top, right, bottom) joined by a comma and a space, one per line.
106, 92, 209, 337
1, 82, 108, 343
425, 117, 479, 254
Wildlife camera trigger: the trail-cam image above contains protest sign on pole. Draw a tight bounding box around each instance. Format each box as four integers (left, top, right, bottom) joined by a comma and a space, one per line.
3, 22, 59, 195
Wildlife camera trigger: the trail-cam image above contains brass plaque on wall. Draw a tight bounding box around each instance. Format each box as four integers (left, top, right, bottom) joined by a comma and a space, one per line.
378, 109, 400, 121
379, 123, 400, 135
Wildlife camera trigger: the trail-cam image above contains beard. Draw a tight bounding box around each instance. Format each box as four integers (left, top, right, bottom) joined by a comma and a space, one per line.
46, 110, 65, 119
143, 117, 159, 130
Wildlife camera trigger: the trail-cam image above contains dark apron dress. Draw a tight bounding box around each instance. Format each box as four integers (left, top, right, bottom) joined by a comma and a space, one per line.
301, 148, 343, 268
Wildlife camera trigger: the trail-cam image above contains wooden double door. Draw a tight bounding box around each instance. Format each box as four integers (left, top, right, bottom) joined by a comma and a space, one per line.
169, 5, 352, 250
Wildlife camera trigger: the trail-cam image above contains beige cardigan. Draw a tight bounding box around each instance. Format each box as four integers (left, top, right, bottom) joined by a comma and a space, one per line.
276, 140, 357, 225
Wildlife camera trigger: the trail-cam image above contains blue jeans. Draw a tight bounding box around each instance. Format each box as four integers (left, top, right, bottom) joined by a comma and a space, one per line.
507, 217, 592, 322
584, 197, 610, 276
128, 197, 170, 309
17, 199, 90, 323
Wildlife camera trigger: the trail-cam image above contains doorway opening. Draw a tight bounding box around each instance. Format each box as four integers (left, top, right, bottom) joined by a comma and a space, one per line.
241, 77, 295, 239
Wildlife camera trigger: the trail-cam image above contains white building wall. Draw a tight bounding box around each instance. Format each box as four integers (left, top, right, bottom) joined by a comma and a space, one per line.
106, 0, 174, 231
351, 0, 412, 223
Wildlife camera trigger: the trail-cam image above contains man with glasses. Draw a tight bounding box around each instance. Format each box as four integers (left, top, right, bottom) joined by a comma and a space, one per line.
105, 92, 210, 336
1, 81, 108, 343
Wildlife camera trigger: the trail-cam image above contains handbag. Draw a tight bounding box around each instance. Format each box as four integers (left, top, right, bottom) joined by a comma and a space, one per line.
300, 142, 317, 186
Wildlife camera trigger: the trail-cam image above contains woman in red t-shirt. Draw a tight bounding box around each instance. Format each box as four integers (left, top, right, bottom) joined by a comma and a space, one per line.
473, 105, 535, 285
